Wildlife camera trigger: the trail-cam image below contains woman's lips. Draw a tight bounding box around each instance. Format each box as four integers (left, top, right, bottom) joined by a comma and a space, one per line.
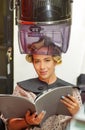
40, 71, 47, 75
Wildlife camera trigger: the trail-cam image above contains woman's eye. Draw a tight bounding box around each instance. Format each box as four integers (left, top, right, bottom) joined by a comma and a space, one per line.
34, 60, 40, 63
45, 59, 51, 62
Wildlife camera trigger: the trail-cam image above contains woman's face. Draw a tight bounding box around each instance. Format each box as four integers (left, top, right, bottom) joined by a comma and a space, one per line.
33, 54, 56, 83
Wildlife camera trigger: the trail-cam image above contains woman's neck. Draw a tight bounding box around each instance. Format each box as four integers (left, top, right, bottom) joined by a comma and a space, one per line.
39, 74, 57, 85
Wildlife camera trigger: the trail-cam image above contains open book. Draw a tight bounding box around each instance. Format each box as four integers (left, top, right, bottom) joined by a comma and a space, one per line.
0, 86, 72, 125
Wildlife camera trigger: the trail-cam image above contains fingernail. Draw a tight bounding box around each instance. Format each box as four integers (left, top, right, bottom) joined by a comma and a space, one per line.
42, 110, 46, 114
61, 96, 65, 99
35, 112, 38, 115
67, 94, 71, 97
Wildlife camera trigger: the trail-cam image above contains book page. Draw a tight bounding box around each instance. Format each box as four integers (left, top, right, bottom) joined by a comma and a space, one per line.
35, 86, 72, 124
0, 94, 36, 118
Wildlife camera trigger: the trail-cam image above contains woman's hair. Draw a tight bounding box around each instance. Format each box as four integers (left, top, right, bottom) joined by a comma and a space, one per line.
25, 54, 62, 65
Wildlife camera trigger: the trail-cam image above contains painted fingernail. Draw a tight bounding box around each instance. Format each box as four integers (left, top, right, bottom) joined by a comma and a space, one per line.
42, 110, 46, 114
67, 94, 71, 96
61, 96, 65, 99
35, 112, 38, 115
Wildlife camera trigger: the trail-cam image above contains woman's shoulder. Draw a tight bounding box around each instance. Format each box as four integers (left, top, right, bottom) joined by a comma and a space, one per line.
56, 78, 75, 87
15, 78, 47, 95
17, 78, 39, 85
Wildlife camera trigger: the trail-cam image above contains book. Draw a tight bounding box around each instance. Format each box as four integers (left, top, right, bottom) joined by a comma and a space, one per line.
0, 86, 72, 125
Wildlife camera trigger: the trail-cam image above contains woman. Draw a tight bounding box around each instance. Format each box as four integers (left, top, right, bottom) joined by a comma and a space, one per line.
8, 36, 82, 130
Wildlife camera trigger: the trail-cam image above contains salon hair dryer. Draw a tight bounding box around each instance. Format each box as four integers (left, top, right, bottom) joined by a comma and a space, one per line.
14, 0, 73, 54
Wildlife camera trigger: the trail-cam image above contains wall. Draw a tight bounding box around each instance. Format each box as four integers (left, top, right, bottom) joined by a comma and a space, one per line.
14, 0, 85, 87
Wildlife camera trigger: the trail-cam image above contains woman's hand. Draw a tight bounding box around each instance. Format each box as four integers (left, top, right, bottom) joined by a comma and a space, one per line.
7, 110, 45, 130
60, 95, 80, 116
25, 110, 46, 125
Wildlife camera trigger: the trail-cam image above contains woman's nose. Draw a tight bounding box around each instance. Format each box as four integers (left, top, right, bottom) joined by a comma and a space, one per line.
40, 62, 45, 69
